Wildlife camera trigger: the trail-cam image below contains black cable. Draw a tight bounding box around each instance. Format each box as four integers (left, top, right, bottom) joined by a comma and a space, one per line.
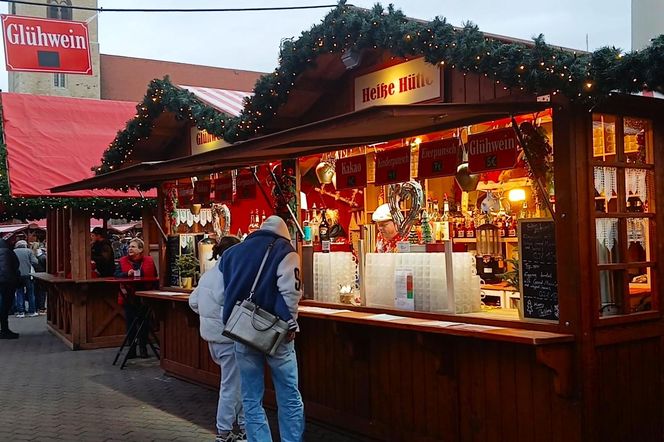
0, 0, 343, 13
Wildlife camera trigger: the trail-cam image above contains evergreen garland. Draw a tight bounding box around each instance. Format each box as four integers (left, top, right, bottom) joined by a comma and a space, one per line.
96, 1, 664, 175
0, 143, 153, 222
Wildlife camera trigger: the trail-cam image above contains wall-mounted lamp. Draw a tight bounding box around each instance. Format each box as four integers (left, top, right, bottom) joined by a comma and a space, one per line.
341, 48, 362, 70
508, 188, 526, 202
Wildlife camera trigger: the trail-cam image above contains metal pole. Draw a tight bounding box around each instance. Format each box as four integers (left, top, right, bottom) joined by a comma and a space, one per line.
266, 166, 305, 238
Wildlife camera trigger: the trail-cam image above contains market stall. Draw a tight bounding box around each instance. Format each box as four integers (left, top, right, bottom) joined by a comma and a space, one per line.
53, 4, 664, 441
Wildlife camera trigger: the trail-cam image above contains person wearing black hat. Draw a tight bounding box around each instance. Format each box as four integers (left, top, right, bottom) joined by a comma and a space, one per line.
91, 227, 115, 277
0, 238, 20, 339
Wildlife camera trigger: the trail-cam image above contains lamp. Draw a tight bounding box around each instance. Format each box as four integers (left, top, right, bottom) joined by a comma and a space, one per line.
315, 160, 336, 184
341, 48, 362, 70
508, 188, 526, 202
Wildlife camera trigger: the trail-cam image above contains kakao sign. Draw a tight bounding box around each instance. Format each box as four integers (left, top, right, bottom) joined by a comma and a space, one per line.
2, 15, 92, 74
354, 58, 441, 111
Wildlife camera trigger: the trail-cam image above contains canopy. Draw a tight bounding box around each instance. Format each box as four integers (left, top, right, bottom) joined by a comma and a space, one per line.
2, 92, 156, 198
52, 100, 551, 192
178, 85, 251, 117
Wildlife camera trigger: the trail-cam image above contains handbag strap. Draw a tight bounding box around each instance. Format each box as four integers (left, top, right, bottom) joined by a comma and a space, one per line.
247, 239, 277, 303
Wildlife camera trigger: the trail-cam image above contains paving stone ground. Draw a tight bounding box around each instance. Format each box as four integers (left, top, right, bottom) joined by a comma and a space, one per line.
0, 316, 369, 442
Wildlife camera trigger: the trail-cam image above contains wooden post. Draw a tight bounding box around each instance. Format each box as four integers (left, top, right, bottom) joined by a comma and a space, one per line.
69, 208, 91, 281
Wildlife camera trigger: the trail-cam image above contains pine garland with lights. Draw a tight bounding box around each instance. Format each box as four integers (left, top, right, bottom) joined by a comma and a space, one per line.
96, 1, 664, 174
0, 143, 153, 222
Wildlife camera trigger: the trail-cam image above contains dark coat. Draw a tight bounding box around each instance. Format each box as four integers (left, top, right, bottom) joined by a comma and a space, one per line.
0, 239, 20, 286
91, 239, 115, 277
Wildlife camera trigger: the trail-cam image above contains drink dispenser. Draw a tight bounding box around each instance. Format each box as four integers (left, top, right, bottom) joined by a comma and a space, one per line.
475, 223, 503, 283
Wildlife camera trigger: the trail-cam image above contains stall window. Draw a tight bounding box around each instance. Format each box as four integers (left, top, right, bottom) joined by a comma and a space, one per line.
591, 114, 655, 317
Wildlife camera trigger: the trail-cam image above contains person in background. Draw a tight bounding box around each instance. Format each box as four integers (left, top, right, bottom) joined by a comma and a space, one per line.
221, 215, 304, 442
372, 203, 402, 253
0, 238, 20, 338
31, 242, 47, 315
189, 235, 245, 442
115, 238, 157, 359
13, 240, 38, 318
91, 227, 115, 277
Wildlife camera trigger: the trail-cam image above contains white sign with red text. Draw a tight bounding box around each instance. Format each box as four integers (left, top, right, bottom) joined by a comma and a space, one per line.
354, 58, 441, 111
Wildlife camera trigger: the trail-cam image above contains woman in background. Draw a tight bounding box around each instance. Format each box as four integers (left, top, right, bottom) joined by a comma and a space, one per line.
115, 238, 157, 359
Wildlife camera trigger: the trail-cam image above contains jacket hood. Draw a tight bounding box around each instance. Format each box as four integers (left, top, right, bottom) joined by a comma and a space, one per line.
0, 238, 8, 250
259, 215, 290, 240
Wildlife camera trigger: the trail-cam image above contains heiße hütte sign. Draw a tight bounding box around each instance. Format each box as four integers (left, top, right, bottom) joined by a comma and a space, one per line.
467, 127, 520, 173
354, 58, 440, 111
1, 14, 92, 75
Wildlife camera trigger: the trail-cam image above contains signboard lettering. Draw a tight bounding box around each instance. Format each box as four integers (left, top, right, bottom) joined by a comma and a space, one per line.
214, 174, 233, 202
417, 138, 459, 178
335, 156, 367, 190
354, 58, 441, 111
236, 170, 256, 200
177, 183, 194, 207
467, 127, 519, 173
194, 179, 211, 205
1, 15, 92, 74
190, 126, 228, 155
374, 147, 411, 185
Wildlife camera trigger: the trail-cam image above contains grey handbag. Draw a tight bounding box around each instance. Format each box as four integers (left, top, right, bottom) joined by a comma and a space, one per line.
222, 240, 289, 356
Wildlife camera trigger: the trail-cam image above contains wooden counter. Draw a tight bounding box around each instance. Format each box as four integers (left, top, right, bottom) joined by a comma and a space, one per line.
135, 291, 578, 441
135, 290, 220, 389
35, 273, 158, 350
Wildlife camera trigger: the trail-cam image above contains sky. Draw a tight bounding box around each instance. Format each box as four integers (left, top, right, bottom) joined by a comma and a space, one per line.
0, 0, 633, 91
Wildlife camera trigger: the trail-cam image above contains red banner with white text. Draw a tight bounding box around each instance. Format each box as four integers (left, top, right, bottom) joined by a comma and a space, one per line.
467, 128, 519, 173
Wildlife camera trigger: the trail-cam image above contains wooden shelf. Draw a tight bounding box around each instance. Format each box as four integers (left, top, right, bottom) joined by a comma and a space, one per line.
453, 236, 518, 244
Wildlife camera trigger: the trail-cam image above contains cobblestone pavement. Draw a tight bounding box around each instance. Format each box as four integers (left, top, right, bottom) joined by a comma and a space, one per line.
0, 316, 368, 442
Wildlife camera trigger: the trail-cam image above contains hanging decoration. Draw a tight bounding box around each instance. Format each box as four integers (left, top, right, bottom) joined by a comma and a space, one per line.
387, 180, 424, 237
211, 203, 232, 238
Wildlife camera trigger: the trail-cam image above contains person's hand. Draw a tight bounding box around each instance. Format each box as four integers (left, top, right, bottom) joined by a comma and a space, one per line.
286, 330, 297, 342
127, 269, 134, 276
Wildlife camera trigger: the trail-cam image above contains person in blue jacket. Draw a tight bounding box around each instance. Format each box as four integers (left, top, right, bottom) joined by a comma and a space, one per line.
221, 215, 304, 442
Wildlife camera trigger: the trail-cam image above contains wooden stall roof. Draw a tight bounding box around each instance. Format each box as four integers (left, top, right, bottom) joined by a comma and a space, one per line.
52, 100, 550, 192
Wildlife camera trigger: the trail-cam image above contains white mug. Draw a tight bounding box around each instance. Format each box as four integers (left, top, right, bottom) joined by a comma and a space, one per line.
134, 268, 141, 278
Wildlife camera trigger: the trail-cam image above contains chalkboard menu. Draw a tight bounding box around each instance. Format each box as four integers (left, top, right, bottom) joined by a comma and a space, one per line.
518, 219, 559, 321
166, 236, 180, 287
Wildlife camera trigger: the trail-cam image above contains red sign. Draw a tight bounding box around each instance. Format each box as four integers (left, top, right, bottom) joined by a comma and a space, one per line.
236, 170, 256, 200
2, 15, 92, 74
194, 179, 211, 204
374, 147, 411, 185
177, 183, 194, 207
214, 174, 233, 202
467, 128, 519, 173
335, 156, 367, 190
417, 138, 459, 179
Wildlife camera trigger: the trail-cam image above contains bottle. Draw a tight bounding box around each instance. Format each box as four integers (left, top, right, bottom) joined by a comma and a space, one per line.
508, 218, 517, 237
319, 209, 330, 242
303, 220, 312, 244
261, 210, 267, 224
248, 210, 258, 233
456, 219, 466, 238
441, 195, 451, 241
466, 219, 475, 238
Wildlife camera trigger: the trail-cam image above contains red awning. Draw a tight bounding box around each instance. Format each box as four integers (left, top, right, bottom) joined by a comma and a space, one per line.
2, 92, 156, 198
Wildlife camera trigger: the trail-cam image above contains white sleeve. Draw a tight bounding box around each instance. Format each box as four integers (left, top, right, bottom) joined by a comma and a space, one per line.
188, 287, 199, 313
276, 251, 303, 320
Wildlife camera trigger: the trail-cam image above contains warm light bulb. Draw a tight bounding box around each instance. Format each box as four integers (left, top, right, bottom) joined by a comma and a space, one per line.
508, 188, 526, 202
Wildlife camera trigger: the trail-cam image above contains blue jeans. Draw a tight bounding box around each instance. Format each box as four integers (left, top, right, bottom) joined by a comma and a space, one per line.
15, 275, 35, 314
235, 340, 304, 442
209, 341, 245, 434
